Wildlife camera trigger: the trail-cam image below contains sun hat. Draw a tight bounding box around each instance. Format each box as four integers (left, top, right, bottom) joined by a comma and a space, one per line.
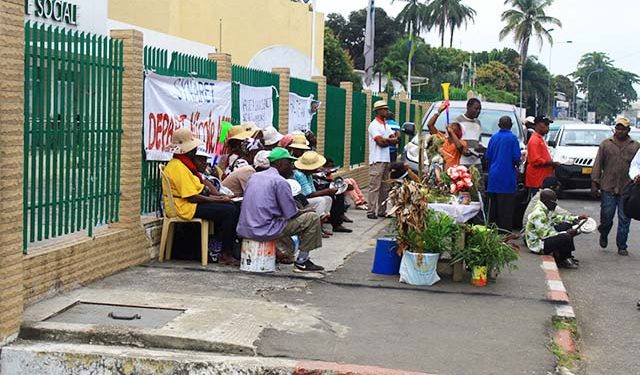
286, 179, 302, 196
195, 145, 211, 158
262, 126, 283, 146
373, 100, 389, 111
279, 134, 294, 148
294, 151, 326, 171
229, 122, 262, 141
289, 131, 311, 150
615, 116, 631, 128
253, 150, 271, 169
267, 147, 297, 163
524, 116, 535, 124
170, 128, 203, 154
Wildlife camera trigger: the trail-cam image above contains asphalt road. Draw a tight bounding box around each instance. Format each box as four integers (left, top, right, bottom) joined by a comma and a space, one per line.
557, 190, 640, 375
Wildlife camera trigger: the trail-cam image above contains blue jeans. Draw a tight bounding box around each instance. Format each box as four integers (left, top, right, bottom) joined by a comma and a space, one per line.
599, 192, 631, 250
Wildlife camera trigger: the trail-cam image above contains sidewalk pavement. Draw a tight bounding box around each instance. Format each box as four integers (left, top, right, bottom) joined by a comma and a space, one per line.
4, 209, 560, 375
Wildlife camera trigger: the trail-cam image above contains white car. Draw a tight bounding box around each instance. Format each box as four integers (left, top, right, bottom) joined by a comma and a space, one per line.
550, 124, 613, 191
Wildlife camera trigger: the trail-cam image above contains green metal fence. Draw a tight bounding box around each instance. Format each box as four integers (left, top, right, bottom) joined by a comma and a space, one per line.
371, 95, 383, 121
140, 47, 218, 215
350, 91, 367, 165
23, 22, 124, 251
290, 77, 318, 134
231, 65, 279, 129
325, 85, 346, 166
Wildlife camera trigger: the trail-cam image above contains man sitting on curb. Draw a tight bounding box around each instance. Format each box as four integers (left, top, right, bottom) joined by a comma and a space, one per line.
525, 189, 587, 269
293, 151, 352, 235
522, 176, 570, 227
237, 147, 325, 272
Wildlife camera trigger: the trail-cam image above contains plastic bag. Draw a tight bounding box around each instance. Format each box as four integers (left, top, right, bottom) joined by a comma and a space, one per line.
399, 251, 440, 286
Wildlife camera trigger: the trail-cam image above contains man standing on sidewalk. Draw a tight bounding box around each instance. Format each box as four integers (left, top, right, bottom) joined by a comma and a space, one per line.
485, 116, 522, 231
592, 117, 640, 256
367, 100, 398, 219
455, 98, 483, 168
526, 116, 558, 196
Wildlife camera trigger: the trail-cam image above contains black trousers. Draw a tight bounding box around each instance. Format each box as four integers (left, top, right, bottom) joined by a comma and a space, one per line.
543, 222, 575, 262
330, 194, 346, 227
194, 202, 239, 255
488, 193, 516, 231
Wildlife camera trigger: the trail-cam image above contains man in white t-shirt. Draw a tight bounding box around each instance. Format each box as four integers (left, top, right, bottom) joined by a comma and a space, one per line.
455, 98, 483, 167
367, 100, 398, 219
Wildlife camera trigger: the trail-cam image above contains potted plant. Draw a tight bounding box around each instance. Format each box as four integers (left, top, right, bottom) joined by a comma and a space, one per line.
450, 225, 519, 287
396, 209, 460, 286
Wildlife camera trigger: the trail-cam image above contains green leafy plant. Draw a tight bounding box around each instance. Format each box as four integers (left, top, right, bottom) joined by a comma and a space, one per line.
451, 225, 519, 272
397, 209, 460, 254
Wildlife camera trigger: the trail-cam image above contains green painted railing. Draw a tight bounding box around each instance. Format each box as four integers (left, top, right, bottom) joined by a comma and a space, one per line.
290, 77, 318, 134
371, 95, 383, 121
140, 47, 217, 215
325, 85, 346, 167
350, 91, 367, 166
23, 22, 124, 251
231, 65, 279, 129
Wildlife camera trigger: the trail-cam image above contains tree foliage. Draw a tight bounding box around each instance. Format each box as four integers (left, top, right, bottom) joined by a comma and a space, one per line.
426, 0, 477, 48
323, 27, 362, 90
476, 61, 519, 92
573, 52, 639, 121
499, 0, 561, 64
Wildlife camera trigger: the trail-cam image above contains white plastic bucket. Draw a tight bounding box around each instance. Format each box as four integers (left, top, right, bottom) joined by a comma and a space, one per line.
240, 239, 276, 273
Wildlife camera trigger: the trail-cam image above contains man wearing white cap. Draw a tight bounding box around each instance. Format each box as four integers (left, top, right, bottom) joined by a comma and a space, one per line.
262, 126, 283, 151
367, 100, 398, 219
164, 128, 240, 264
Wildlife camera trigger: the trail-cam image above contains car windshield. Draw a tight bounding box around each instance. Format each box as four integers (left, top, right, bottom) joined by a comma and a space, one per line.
630, 131, 640, 141
546, 128, 560, 142
559, 129, 611, 146
428, 108, 521, 139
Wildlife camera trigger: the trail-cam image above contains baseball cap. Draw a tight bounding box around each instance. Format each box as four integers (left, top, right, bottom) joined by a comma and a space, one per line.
534, 115, 553, 125
615, 116, 631, 128
253, 150, 271, 169
267, 147, 297, 163
195, 145, 211, 158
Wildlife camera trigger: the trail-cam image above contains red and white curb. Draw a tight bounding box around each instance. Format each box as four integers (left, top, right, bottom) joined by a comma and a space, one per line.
541, 255, 575, 319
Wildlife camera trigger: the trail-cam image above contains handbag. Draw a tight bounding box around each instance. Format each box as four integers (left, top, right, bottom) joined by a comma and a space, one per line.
622, 182, 640, 220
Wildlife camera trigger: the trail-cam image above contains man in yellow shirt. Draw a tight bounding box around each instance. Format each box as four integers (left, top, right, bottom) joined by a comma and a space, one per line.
164, 128, 240, 264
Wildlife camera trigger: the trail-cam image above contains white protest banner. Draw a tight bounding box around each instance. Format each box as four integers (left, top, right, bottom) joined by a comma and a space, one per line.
239, 84, 274, 128
289, 92, 315, 132
144, 71, 232, 161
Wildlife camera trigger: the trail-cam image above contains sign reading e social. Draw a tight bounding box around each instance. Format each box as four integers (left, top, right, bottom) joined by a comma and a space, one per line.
25, 0, 78, 26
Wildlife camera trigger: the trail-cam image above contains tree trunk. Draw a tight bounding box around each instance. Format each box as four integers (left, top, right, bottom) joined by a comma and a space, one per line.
440, 8, 446, 47
520, 37, 530, 65
449, 25, 455, 48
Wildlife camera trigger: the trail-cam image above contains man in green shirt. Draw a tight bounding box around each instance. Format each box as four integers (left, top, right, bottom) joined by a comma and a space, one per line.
525, 189, 587, 269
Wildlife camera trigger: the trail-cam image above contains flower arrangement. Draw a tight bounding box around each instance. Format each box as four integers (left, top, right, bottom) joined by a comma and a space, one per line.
446, 165, 473, 194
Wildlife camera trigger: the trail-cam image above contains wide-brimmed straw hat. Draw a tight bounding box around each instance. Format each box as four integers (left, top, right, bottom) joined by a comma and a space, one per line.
289, 131, 311, 150
229, 122, 262, 141
262, 126, 283, 146
170, 128, 203, 154
373, 100, 389, 111
294, 151, 326, 171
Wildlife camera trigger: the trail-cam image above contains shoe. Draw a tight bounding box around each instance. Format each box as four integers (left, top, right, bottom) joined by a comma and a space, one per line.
294, 259, 325, 272
570, 257, 580, 264
599, 235, 608, 248
356, 204, 369, 210
618, 249, 629, 256
377, 212, 388, 218
367, 213, 378, 219
208, 252, 219, 264
333, 225, 353, 233
341, 215, 354, 223
558, 259, 579, 269
219, 254, 240, 267
322, 228, 333, 236
276, 250, 295, 264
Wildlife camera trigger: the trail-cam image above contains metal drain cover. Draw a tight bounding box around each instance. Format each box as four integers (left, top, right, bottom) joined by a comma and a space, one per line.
45, 302, 184, 329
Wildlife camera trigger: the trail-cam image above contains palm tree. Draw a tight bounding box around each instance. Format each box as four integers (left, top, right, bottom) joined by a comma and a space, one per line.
392, 0, 430, 38
425, 0, 475, 48
446, 1, 476, 48
499, 0, 561, 64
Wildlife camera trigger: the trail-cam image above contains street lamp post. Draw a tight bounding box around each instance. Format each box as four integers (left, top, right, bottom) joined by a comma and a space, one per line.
546, 28, 572, 116
584, 68, 603, 121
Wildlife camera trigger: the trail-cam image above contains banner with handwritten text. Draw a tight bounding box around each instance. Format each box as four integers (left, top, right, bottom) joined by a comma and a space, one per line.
289, 93, 315, 132
238, 84, 274, 128
143, 71, 232, 161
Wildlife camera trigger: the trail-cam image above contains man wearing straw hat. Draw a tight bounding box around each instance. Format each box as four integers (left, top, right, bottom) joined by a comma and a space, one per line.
287, 131, 311, 158
164, 128, 240, 264
367, 100, 398, 220
237, 147, 325, 272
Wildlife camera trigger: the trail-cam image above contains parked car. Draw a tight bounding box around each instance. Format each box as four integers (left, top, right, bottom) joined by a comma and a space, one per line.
550, 124, 613, 191
628, 127, 640, 141
400, 100, 528, 228
401, 100, 526, 173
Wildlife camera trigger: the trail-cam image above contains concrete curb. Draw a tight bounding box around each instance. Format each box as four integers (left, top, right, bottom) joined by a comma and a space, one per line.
540, 255, 579, 367
0, 341, 441, 375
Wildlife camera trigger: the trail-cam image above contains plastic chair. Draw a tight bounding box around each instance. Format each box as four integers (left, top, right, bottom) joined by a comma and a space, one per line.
158, 164, 210, 266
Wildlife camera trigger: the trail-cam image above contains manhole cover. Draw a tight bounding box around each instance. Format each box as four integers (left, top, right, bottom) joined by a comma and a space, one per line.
45, 302, 184, 329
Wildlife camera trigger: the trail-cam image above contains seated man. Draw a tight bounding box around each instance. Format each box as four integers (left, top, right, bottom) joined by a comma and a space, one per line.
525, 189, 587, 269
293, 151, 352, 234
237, 147, 325, 272
221, 150, 271, 197
522, 176, 570, 227
164, 128, 240, 264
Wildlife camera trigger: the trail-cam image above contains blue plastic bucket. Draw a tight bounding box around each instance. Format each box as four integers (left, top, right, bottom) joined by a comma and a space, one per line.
372, 237, 401, 275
